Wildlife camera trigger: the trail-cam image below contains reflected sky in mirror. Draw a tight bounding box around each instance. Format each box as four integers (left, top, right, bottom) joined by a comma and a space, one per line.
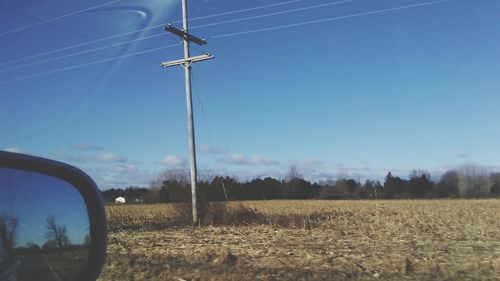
0, 167, 89, 248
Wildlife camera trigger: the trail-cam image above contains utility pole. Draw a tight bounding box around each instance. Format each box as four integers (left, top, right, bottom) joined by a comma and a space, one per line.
161, 0, 214, 224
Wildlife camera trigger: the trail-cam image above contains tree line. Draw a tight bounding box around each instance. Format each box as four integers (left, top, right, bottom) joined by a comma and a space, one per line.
101, 165, 500, 203
1, 214, 88, 255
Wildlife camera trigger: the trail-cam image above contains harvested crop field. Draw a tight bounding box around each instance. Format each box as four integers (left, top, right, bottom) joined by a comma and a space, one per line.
99, 200, 500, 280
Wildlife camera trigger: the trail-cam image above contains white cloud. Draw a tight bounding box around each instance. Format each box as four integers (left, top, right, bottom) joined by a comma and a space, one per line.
74, 143, 103, 151
220, 153, 246, 165
43, 153, 152, 189
286, 159, 325, 173
303, 163, 418, 183
48, 151, 128, 163
269, 159, 408, 183
111, 164, 137, 172
93, 153, 127, 163
85, 166, 155, 189
48, 152, 80, 163
250, 156, 280, 165
218, 153, 279, 166
198, 144, 229, 154
3, 147, 23, 153
157, 155, 187, 167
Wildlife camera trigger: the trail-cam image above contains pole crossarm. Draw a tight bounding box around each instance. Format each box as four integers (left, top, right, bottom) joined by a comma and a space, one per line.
165, 24, 207, 45
160, 53, 214, 68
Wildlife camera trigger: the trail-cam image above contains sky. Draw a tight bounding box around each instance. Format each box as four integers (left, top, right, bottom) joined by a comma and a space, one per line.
1, 0, 499, 189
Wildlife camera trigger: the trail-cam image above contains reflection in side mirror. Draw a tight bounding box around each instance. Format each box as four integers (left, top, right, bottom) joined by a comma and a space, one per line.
0, 167, 90, 281
0, 152, 106, 281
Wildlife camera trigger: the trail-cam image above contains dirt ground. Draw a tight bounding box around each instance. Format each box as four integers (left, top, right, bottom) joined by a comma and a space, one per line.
99, 200, 500, 280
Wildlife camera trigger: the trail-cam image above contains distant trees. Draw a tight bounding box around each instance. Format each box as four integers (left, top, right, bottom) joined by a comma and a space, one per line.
359, 180, 383, 199
159, 169, 191, 203
331, 178, 360, 199
101, 186, 149, 203
490, 173, 500, 197
104, 165, 500, 203
209, 176, 239, 200
285, 165, 302, 182
383, 172, 407, 199
0, 215, 18, 256
407, 170, 434, 198
456, 165, 490, 198
376, 166, 498, 199
435, 170, 459, 198
25, 242, 41, 252
44, 215, 70, 249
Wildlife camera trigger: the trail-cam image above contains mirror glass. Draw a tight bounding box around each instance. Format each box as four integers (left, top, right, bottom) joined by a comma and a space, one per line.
0, 167, 90, 281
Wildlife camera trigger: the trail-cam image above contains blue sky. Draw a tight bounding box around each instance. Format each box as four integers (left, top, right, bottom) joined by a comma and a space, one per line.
1, 0, 499, 189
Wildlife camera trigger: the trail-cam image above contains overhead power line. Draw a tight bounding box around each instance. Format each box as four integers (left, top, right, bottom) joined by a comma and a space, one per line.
0, 3, 159, 66
210, 0, 452, 39
0, 0, 120, 37
0, 0, 350, 73
191, 0, 351, 30
0, 0, 453, 86
0, 33, 167, 73
0, 0, 304, 67
0, 43, 180, 85
184, 0, 302, 22
191, 69, 230, 201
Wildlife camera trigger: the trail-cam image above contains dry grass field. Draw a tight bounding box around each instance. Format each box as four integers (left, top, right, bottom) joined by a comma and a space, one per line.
99, 200, 500, 280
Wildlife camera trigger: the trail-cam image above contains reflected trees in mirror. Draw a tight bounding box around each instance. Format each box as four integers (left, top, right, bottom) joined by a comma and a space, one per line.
0, 214, 18, 257
0, 167, 92, 280
44, 215, 70, 250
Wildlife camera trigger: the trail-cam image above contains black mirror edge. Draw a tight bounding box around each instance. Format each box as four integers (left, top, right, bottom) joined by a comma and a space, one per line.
0, 151, 107, 281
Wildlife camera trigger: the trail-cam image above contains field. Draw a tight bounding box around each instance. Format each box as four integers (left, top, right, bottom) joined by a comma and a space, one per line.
99, 200, 500, 280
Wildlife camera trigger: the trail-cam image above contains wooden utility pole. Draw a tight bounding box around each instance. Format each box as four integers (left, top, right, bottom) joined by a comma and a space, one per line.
161, 0, 214, 224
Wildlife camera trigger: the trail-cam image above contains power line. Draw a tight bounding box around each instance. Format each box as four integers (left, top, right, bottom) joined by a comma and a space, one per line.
191, 69, 215, 156
0, 0, 342, 73
0, 0, 453, 85
0, 33, 168, 73
0, 0, 120, 37
0, 0, 304, 67
210, 0, 452, 39
191, 69, 229, 201
0, 4, 159, 66
1, 0, 347, 73
191, 0, 352, 30
187, 0, 302, 22
0, 43, 180, 85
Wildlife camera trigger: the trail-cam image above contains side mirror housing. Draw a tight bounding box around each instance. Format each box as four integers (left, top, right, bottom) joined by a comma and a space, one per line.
0, 151, 106, 281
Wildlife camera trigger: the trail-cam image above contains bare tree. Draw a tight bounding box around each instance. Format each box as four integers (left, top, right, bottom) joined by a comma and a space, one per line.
285, 164, 302, 182
150, 169, 190, 190
45, 215, 70, 248
409, 170, 431, 180
457, 165, 490, 198
198, 169, 217, 183
0, 215, 18, 255
436, 170, 459, 197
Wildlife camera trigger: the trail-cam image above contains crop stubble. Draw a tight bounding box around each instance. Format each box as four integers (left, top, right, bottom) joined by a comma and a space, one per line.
99, 200, 500, 280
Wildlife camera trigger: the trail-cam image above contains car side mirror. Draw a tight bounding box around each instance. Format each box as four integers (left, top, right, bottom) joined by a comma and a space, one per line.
0, 151, 106, 281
